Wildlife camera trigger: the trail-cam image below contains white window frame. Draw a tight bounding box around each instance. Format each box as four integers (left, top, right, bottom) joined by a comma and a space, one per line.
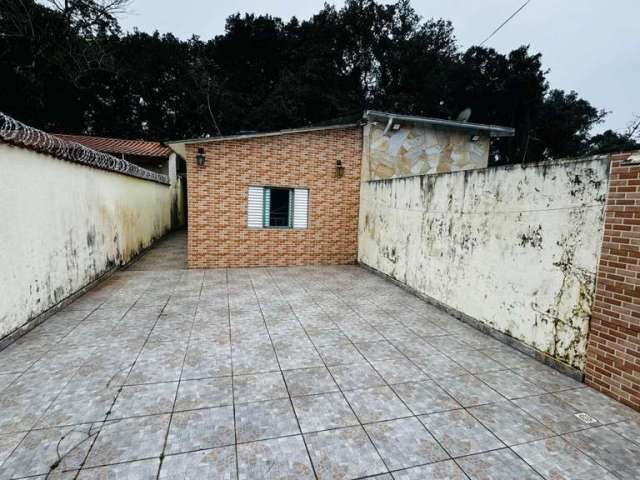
247, 186, 309, 229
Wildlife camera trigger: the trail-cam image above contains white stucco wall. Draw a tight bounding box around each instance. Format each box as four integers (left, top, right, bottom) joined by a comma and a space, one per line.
0, 143, 172, 340
359, 157, 610, 370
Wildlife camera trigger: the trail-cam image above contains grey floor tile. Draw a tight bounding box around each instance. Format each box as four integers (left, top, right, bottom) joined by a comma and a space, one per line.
0, 433, 24, 468
317, 343, 365, 366
235, 399, 300, 443
237, 435, 314, 480
110, 382, 178, 418
468, 400, 554, 446
328, 363, 385, 391
355, 341, 404, 361
182, 345, 231, 380
412, 353, 469, 379
159, 446, 236, 479
232, 346, 280, 375
305, 426, 387, 480
425, 335, 474, 353
370, 358, 428, 384
167, 406, 235, 454
283, 367, 338, 397
344, 386, 411, 423
175, 377, 233, 411
607, 419, 640, 445
78, 459, 160, 479
513, 436, 619, 480
0, 424, 94, 479
514, 365, 583, 392
365, 417, 448, 470
450, 350, 506, 374
85, 414, 169, 467
38, 384, 118, 428
392, 460, 467, 480
392, 381, 460, 415
0, 374, 18, 394
481, 347, 539, 369
563, 426, 640, 480
477, 370, 545, 399
420, 408, 504, 457
457, 448, 542, 479
554, 388, 638, 424
233, 372, 288, 404
292, 392, 358, 433
276, 346, 324, 370
438, 374, 504, 406
513, 394, 598, 434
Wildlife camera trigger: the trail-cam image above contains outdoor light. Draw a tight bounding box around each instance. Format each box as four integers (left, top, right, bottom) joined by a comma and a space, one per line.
336, 159, 345, 178
470, 134, 481, 142
195, 147, 206, 166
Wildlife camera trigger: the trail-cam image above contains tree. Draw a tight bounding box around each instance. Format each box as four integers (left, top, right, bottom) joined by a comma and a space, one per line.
0, 0, 611, 162
590, 116, 640, 154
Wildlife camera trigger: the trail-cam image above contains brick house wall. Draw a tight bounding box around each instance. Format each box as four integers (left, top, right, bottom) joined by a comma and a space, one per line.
585, 151, 640, 411
185, 126, 362, 268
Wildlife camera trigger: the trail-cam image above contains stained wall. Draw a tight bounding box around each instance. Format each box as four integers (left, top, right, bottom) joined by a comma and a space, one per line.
0, 143, 172, 341
358, 157, 611, 371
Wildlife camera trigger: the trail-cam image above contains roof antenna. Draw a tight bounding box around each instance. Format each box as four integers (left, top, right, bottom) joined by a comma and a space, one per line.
456, 108, 472, 123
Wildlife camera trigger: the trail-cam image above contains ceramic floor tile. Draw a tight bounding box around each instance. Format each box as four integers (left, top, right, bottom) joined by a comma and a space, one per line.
392, 381, 460, 415
283, 367, 338, 397
328, 363, 386, 390
457, 448, 543, 479
317, 343, 365, 366
344, 386, 412, 423
468, 400, 554, 446
477, 370, 545, 399
235, 399, 299, 443
304, 426, 387, 480
392, 460, 468, 480
166, 406, 235, 454
159, 446, 236, 479
437, 374, 504, 407
513, 436, 619, 480
110, 382, 178, 419
554, 388, 638, 424
563, 426, 640, 480
233, 372, 288, 404
78, 459, 160, 479
370, 358, 428, 384
292, 392, 358, 433
513, 394, 598, 434
237, 435, 314, 480
85, 414, 170, 467
365, 417, 448, 470
175, 377, 233, 411
420, 408, 504, 457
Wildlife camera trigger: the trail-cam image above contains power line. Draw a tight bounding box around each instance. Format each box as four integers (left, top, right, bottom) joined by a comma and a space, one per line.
479, 0, 532, 47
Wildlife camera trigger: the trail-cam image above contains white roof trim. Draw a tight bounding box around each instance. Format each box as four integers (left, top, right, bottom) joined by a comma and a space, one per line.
364, 110, 515, 137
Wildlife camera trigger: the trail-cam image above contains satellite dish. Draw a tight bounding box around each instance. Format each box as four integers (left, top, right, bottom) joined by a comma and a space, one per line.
456, 108, 472, 123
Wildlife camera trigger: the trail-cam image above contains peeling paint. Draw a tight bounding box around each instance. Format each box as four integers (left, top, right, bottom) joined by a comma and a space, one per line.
358, 157, 610, 370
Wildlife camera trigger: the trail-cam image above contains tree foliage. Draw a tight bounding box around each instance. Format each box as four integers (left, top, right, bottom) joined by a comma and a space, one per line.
0, 0, 623, 162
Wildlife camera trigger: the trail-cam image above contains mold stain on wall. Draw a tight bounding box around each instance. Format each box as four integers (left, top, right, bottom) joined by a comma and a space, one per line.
358, 157, 610, 370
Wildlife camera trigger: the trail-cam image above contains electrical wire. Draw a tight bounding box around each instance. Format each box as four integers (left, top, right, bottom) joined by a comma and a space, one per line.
479, 0, 532, 47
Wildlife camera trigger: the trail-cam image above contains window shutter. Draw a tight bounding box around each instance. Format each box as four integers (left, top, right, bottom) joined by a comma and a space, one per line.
293, 188, 309, 229
247, 186, 264, 227
263, 187, 271, 227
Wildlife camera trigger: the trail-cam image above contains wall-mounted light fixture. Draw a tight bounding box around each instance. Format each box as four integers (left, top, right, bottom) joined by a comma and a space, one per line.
470, 134, 481, 142
336, 159, 345, 178
195, 147, 206, 166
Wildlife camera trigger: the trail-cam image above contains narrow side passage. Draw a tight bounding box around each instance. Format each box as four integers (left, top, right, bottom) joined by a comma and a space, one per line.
0, 259, 638, 478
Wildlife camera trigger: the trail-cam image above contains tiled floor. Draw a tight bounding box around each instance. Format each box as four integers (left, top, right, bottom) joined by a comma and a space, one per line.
0, 234, 639, 479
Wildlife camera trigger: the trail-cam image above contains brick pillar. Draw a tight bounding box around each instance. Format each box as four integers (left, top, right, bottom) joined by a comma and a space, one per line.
585, 151, 640, 411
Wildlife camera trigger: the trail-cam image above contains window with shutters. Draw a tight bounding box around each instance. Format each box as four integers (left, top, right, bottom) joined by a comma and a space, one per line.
247, 186, 309, 229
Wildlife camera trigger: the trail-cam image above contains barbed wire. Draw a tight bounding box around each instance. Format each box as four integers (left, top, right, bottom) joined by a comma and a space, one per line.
0, 112, 170, 185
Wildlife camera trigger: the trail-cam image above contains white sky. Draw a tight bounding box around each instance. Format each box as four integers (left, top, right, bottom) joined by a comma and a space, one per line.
120, 0, 640, 134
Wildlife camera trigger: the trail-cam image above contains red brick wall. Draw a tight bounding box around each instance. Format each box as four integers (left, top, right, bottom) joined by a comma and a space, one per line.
585, 151, 640, 411
185, 126, 362, 268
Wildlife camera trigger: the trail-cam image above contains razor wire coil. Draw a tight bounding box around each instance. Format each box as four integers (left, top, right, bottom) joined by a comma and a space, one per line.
0, 112, 170, 185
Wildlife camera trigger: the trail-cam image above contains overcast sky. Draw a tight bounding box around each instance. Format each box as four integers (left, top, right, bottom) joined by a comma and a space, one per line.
120, 0, 639, 134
